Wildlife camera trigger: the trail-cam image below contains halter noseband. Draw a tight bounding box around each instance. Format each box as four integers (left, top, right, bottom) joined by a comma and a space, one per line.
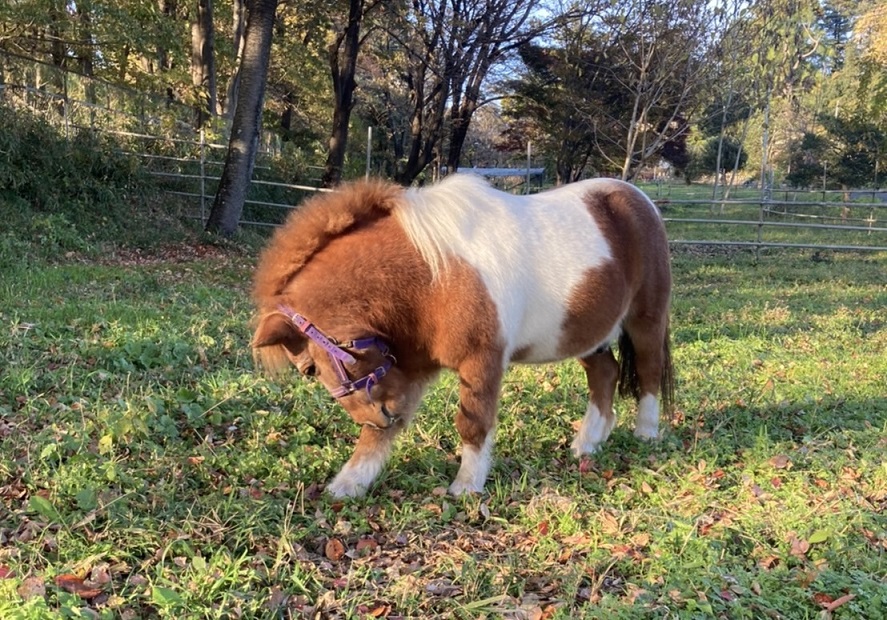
277, 305, 395, 401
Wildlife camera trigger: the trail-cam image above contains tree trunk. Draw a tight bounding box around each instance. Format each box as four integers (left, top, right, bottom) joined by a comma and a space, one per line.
205, 0, 278, 237
222, 0, 247, 119
191, 0, 217, 129
322, 0, 365, 187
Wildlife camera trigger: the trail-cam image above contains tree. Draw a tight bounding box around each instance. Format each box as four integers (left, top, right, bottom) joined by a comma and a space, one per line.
503, 0, 721, 183
364, 0, 553, 185
191, 0, 217, 128
205, 0, 279, 237
321, 0, 377, 187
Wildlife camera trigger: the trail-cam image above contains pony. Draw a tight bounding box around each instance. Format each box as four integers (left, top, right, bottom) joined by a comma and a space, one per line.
251, 173, 674, 498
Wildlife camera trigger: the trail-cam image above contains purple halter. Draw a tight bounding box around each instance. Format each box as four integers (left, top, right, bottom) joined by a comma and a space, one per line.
277, 305, 395, 400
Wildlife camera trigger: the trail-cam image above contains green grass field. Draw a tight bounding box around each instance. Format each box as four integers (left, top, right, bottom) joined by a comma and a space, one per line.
1, 241, 885, 619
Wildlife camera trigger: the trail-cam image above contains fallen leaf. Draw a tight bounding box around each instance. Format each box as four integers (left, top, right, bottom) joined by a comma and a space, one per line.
807, 529, 830, 544
18, 576, 46, 600
789, 535, 810, 558
54, 574, 104, 599
758, 555, 780, 570
0, 565, 13, 579
769, 455, 791, 469
770, 476, 782, 488
813, 592, 834, 606
599, 511, 621, 536
325, 538, 346, 562
355, 538, 379, 555
824, 593, 855, 612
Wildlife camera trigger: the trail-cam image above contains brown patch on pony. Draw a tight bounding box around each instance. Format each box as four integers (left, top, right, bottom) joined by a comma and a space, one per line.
558, 264, 627, 357
562, 183, 674, 414
252, 179, 405, 303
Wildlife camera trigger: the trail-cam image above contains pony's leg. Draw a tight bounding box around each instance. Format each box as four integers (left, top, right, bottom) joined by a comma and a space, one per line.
571, 349, 619, 456
326, 419, 409, 498
624, 315, 669, 440
449, 356, 504, 496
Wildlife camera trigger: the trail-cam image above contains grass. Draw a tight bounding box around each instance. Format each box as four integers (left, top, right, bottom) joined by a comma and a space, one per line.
1, 241, 885, 619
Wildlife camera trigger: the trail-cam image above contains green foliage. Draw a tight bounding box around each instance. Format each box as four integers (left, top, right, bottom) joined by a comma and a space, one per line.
695, 136, 749, 176
785, 115, 886, 189
0, 103, 193, 266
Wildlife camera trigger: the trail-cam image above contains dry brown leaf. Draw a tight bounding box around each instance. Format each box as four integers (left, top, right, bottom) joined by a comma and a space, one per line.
54, 573, 104, 599
325, 538, 346, 562
769, 455, 791, 469
789, 535, 810, 558
355, 538, 379, 555
18, 576, 46, 600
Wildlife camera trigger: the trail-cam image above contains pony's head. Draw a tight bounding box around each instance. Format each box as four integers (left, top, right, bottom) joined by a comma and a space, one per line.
252, 308, 426, 430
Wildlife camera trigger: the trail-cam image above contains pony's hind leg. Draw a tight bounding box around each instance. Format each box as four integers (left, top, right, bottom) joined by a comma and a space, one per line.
620, 315, 672, 441
449, 355, 503, 496
571, 349, 619, 456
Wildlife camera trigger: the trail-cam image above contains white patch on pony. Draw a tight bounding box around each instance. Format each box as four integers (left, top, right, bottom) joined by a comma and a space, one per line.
326, 448, 390, 498
571, 402, 616, 457
634, 393, 660, 440
395, 174, 617, 362
449, 432, 495, 496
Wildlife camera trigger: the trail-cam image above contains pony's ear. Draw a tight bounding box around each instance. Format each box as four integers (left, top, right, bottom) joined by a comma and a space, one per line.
252, 312, 306, 376
252, 312, 301, 348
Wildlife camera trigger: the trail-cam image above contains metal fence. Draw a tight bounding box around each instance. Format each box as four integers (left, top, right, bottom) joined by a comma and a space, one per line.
3, 51, 886, 253
640, 182, 887, 254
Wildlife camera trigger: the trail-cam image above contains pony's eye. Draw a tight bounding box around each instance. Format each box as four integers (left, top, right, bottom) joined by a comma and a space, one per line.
302, 364, 316, 377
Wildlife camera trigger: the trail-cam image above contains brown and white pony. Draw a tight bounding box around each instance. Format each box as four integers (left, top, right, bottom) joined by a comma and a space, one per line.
251, 174, 674, 498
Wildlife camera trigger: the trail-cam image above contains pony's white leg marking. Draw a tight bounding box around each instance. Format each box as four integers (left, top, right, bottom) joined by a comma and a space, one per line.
634, 393, 660, 440
327, 443, 392, 499
449, 432, 495, 496
571, 403, 616, 457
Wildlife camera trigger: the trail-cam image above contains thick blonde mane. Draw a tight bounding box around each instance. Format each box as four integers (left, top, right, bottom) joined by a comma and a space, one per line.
252, 179, 405, 303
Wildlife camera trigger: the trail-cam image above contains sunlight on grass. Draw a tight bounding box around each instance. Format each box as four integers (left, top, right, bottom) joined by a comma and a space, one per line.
1, 247, 885, 618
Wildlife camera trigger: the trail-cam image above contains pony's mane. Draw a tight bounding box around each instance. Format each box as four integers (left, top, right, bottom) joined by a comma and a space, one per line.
395, 173, 499, 280
252, 179, 405, 302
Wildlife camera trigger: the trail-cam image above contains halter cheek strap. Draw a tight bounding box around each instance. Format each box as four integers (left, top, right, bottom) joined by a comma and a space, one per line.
277, 305, 394, 401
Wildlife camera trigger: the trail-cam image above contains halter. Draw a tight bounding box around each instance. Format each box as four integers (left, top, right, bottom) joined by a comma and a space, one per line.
277, 305, 395, 400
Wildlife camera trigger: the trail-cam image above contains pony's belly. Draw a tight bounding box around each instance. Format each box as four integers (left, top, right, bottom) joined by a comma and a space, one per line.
510, 318, 622, 363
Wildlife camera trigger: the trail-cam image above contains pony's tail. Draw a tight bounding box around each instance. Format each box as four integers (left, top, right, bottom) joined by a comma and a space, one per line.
617, 327, 675, 415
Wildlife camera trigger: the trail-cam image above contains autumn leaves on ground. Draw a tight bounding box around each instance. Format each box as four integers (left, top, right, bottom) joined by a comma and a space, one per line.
1, 234, 885, 619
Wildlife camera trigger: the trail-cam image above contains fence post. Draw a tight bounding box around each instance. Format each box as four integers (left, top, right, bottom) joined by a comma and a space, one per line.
365, 126, 372, 180
199, 128, 206, 223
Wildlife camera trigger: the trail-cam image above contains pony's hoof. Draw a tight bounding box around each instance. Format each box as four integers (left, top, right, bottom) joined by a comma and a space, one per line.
326, 477, 368, 499
570, 439, 603, 458
633, 425, 659, 441
448, 480, 482, 496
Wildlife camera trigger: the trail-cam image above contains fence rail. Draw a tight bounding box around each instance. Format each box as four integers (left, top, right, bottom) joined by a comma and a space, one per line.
2, 51, 886, 254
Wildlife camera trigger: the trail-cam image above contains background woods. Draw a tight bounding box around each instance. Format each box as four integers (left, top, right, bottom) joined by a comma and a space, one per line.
1, 1, 886, 213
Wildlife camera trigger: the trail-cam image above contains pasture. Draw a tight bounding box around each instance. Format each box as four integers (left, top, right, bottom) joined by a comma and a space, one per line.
1, 243, 885, 619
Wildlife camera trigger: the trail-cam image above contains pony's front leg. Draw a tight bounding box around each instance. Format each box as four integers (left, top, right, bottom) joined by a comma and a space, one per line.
449, 356, 503, 496
327, 422, 403, 498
